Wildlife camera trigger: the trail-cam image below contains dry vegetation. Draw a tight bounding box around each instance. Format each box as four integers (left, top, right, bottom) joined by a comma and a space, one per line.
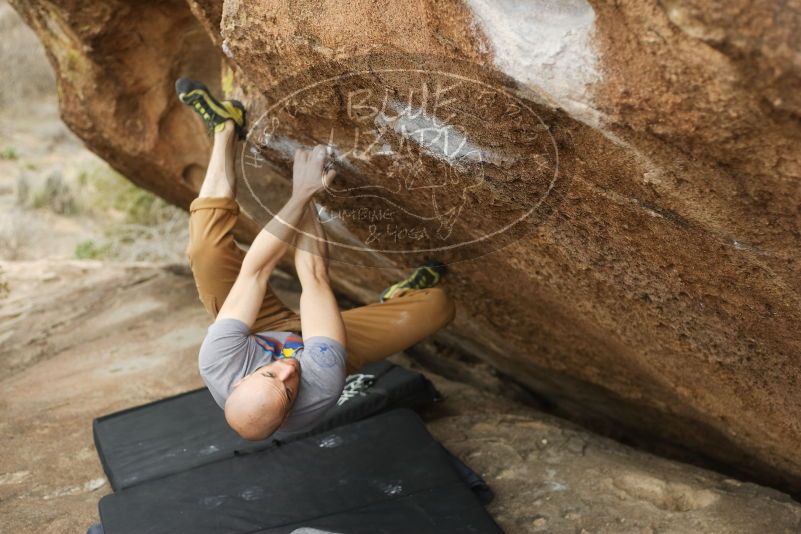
0, 1, 188, 264
1, 154, 188, 262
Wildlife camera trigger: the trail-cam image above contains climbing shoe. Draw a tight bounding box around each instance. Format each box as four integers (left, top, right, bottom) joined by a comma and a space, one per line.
379, 260, 448, 302
175, 78, 247, 139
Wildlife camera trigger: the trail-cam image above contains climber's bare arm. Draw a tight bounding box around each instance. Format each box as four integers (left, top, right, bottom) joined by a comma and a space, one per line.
217, 145, 336, 328
295, 203, 346, 345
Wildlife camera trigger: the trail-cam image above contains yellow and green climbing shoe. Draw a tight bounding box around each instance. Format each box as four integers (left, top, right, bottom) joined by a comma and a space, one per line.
379, 260, 448, 302
175, 78, 247, 139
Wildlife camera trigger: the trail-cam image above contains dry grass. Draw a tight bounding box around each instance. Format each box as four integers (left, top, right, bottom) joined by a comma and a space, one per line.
9, 161, 188, 262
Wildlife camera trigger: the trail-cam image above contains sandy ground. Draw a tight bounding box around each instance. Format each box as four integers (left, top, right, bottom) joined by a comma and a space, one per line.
0, 261, 206, 532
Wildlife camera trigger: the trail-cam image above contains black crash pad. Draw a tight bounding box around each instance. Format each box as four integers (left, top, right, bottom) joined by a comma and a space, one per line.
93, 361, 440, 491
98, 409, 501, 534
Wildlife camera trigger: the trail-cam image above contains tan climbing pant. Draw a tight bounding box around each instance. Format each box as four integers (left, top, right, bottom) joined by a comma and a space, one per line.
186, 197, 456, 373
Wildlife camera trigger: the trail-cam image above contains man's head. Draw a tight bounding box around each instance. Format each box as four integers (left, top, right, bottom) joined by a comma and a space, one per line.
224, 358, 301, 440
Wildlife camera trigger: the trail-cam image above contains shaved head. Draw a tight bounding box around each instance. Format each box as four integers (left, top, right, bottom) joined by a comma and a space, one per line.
224, 377, 289, 440
224, 358, 300, 440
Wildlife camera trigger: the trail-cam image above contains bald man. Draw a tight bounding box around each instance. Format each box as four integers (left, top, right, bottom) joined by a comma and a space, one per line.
178, 79, 455, 441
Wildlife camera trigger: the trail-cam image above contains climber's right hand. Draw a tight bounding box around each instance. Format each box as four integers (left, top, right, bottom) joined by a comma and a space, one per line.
291, 145, 336, 199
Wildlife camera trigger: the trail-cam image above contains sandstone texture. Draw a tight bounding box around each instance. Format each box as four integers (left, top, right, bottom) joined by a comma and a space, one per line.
9, 0, 801, 495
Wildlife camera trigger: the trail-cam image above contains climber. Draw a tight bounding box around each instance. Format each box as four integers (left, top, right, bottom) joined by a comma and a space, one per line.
176, 79, 455, 441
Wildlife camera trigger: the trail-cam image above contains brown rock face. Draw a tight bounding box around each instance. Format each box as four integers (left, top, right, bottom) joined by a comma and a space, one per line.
10, 0, 801, 493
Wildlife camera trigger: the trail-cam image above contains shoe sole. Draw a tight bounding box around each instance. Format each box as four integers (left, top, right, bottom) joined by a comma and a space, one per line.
175, 78, 247, 138
379, 265, 444, 302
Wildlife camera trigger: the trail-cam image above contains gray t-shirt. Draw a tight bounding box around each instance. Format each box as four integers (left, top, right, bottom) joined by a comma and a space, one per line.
197, 318, 346, 439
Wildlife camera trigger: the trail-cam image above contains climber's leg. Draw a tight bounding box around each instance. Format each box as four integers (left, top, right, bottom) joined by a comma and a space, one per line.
340, 287, 455, 374
185, 120, 299, 332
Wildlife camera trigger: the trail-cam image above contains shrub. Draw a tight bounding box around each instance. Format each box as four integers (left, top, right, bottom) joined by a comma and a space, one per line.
74, 239, 112, 260
0, 147, 18, 160
30, 171, 76, 215
77, 162, 182, 226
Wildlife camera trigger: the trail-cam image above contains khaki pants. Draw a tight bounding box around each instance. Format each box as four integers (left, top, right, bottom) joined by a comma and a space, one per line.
186, 197, 455, 373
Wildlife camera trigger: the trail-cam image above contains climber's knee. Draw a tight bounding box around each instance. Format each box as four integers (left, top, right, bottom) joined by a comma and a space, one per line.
185, 238, 208, 269
424, 287, 456, 329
